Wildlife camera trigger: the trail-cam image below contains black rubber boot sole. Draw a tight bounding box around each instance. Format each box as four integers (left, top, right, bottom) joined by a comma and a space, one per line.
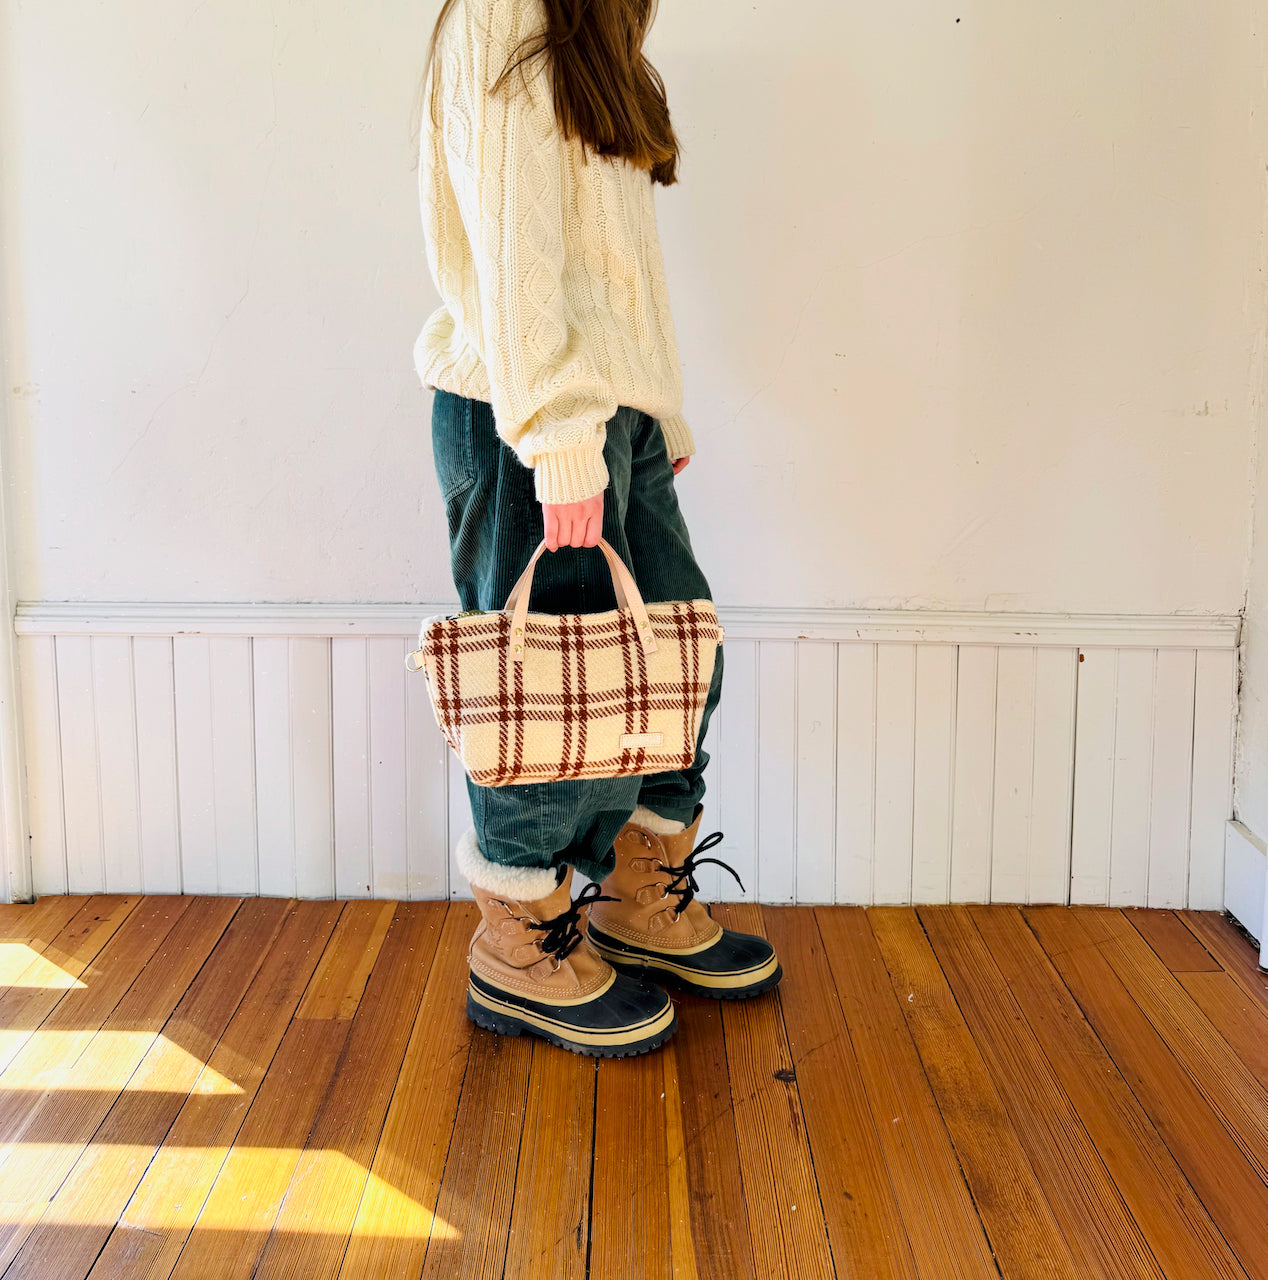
464, 982, 677, 1058
601, 955, 784, 1000
587, 924, 783, 1000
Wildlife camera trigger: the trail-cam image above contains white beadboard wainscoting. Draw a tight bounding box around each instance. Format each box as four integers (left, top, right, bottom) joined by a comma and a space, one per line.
11, 603, 1239, 908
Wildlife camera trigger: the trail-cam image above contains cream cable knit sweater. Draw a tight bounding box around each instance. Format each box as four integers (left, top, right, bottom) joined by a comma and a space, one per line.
413, 0, 695, 505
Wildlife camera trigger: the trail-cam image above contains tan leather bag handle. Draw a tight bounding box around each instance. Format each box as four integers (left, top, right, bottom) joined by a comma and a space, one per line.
503, 537, 658, 663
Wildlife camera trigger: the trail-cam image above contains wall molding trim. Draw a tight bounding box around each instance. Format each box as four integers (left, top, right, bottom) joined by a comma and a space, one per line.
14, 600, 1242, 649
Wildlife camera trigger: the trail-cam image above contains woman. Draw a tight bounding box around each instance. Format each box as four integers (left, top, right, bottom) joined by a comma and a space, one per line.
413, 0, 781, 1057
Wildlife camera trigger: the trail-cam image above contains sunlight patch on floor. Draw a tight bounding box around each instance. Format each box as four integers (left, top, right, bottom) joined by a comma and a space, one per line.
348, 1166, 461, 1240
0, 943, 87, 989
0, 1032, 244, 1093
8, 1146, 459, 1239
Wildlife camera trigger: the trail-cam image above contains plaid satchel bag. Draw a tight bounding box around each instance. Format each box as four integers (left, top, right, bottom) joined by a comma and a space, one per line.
405, 538, 723, 787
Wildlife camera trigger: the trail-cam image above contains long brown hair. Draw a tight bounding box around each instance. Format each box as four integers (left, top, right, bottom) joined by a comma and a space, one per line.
411, 0, 679, 185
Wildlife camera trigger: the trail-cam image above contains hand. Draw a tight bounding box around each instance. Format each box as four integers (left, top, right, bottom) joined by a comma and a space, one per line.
543, 492, 603, 551
671, 456, 691, 476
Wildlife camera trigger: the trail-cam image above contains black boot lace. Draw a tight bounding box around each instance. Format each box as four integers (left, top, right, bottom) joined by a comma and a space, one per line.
659, 831, 745, 917
527, 881, 618, 962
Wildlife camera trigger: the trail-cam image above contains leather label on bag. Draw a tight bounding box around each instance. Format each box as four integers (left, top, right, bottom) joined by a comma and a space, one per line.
620, 732, 664, 748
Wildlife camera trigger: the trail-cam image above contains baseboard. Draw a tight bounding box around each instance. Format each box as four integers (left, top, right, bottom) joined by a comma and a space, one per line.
1225, 819, 1267, 953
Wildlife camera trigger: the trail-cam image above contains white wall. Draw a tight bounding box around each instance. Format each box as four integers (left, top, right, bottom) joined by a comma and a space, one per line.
1231, 195, 1267, 944
1237, 352, 1267, 855
1238, 409, 1268, 844
0, 0, 1262, 616
1228, 2, 1268, 943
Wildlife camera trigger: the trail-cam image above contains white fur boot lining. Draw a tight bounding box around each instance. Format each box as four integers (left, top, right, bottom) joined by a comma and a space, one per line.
455, 828, 562, 900
629, 805, 687, 836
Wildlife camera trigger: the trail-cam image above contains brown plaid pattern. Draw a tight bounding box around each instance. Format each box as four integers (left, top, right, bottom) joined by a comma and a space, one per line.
413, 600, 723, 787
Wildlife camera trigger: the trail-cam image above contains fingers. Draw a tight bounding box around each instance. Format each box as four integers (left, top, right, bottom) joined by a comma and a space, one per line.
671, 456, 691, 476
544, 507, 582, 551
581, 492, 603, 547
542, 494, 604, 552
575, 502, 601, 547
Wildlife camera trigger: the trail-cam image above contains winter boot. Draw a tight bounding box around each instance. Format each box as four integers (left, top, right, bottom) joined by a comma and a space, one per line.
586, 807, 782, 999
458, 832, 677, 1057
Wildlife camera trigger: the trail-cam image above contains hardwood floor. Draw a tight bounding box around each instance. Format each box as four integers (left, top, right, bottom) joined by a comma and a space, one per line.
0, 895, 1264, 1279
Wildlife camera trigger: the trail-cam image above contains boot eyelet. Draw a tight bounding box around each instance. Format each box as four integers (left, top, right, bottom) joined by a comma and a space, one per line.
529, 954, 561, 981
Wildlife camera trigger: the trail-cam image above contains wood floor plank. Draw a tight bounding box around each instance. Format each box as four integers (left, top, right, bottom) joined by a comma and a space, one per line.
661, 1035, 701, 1280
1180, 911, 1268, 1018
714, 904, 835, 1280
1025, 905, 1268, 1280
763, 908, 916, 1280
815, 907, 998, 1280
0, 897, 142, 1073
918, 905, 1165, 1280
0, 896, 90, 955
590, 1034, 674, 1280
0, 902, 87, 1004
502, 1045, 594, 1280
0, 897, 243, 1202
0, 896, 194, 1156
420, 1027, 533, 1279
294, 899, 397, 1021
2, 898, 292, 1280
252, 900, 448, 1280
1175, 970, 1268, 1089
1068, 906, 1268, 1182
970, 905, 1249, 1280
669, 999, 757, 1280
86, 898, 345, 1280
0, 898, 243, 1267
10, 897, 145, 1003
870, 907, 1079, 1280
0, 1203, 47, 1277
3, 898, 1264, 1280
1127, 908, 1221, 972
167, 1017, 352, 1280
337, 903, 475, 1279
0, 897, 76, 940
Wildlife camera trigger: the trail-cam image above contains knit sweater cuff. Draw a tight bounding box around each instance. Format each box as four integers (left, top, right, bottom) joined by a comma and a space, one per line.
659, 412, 696, 462
533, 441, 610, 505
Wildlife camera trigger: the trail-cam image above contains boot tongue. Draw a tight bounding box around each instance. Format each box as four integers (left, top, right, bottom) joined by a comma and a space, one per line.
525, 864, 575, 920
655, 812, 704, 868
647, 819, 741, 933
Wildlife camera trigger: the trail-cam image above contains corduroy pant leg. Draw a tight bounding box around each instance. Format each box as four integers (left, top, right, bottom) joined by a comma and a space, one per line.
615, 412, 724, 827
432, 389, 646, 883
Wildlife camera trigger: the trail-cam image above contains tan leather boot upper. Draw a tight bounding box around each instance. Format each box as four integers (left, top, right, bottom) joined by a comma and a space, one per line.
589, 810, 726, 951
469, 866, 615, 1002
